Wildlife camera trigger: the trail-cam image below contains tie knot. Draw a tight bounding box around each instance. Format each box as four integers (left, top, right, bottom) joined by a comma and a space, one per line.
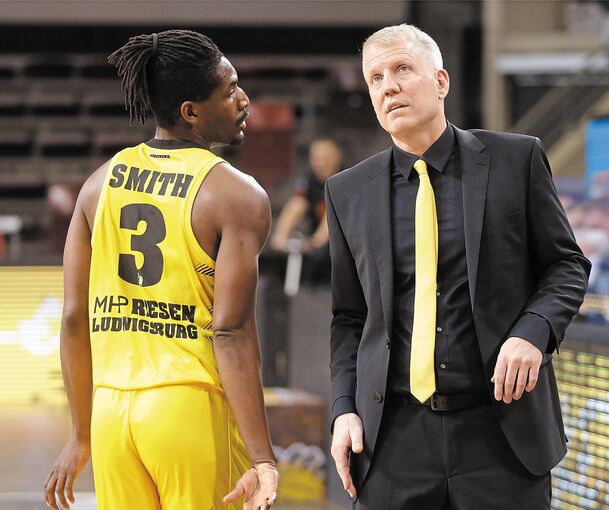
413, 159, 428, 176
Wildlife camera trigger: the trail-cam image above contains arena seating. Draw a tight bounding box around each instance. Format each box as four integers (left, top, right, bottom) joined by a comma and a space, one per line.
0, 52, 383, 259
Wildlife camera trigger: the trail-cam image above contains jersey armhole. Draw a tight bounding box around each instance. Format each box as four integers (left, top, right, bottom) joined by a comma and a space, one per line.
183, 156, 225, 268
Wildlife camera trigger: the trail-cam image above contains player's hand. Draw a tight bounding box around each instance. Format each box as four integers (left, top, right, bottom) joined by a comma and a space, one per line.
44, 434, 91, 510
224, 461, 279, 510
330, 412, 363, 500
491, 336, 543, 404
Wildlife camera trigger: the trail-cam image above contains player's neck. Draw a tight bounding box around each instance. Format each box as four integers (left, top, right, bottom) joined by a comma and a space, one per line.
153, 126, 211, 150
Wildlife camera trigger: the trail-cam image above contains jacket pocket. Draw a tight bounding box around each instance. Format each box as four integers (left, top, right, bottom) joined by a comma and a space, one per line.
492, 208, 524, 230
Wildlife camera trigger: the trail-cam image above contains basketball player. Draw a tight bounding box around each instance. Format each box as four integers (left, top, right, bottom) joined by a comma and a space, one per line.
44, 30, 278, 510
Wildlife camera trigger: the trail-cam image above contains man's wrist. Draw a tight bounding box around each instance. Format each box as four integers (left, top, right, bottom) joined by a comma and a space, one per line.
252, 458, 278, 468
252, 454, 277, 466
72, 429, 91, 442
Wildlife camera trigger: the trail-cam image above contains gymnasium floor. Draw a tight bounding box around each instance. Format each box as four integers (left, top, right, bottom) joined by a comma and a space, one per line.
0, 407, 344, 510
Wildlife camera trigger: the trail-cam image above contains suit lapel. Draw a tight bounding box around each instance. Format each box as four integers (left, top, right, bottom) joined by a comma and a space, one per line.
365, 148, 394, 338
361, 130, 489, 331
455, 127, 491, 310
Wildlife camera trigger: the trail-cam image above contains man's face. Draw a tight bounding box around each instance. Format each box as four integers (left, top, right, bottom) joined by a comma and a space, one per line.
309, 140, 341, 181
197, 57, 249, 146
362, 38, 449, 140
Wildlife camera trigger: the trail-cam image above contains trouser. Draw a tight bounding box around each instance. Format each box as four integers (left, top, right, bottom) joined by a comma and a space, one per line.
91, 384, 249, 510
355, 401, 551, 509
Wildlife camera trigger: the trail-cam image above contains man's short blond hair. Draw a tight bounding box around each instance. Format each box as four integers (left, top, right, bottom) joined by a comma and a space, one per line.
362, 24, 443, 71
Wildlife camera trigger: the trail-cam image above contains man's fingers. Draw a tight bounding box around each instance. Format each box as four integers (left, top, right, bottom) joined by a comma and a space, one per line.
225, 466, 278, 509
44, 473, 58, 510
338, 468, 353, 492
223, 479, 245, 503
55, 472, 70, 510
338, 468, 355, 498
330, 442, 349, 464
259, 492, 277, 508
335, 457, 356, 498
335, 455, 351, 487
502, 361, 519, 404
65, 474, 75, 504
513, 363, 528, 400
334, 449, 354, 493
350, 426, 364, 454
346, 480, 357, 499
492, 356, 507, 401
224, 468, 264, 506
526, 363, 540, 392
44, 468, 55, 488
255, 494, 276, 510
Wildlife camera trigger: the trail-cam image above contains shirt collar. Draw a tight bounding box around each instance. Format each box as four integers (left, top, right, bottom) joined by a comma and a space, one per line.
392, 123, 455, 180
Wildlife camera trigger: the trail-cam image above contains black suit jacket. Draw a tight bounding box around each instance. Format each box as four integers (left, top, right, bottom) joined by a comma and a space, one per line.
325, 126, 590, 484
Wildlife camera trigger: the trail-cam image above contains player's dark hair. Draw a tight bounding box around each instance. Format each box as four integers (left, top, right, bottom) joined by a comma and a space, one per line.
108, 29, 224, 127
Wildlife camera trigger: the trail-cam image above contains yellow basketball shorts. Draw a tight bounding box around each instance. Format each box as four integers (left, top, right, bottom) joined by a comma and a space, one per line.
91, 384, 249, 510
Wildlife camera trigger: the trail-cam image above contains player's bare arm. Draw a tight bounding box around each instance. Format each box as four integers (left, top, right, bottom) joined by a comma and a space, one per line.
44, 162, 107, 510
194, 162, 278, 509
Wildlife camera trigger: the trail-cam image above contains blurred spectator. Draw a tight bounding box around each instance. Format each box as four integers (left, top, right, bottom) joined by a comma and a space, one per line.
270, 138, 342, 281
581, 198, 609, 231
558, 190, 609, 299
561, 191, 609, 319
589, 170, 609, 200
575, 199, 609, 294
564, 201, 587, 230
47, 182, 80, 254
577, 227, 609, 292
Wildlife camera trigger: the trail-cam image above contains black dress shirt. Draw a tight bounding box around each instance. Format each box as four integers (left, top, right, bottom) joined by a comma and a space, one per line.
387, 123, 550, 397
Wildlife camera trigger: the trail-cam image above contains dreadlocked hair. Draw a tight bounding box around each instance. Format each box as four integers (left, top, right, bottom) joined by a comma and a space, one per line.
108, 29, 224, 126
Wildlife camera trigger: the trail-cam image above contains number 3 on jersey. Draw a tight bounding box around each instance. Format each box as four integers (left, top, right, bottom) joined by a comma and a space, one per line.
118, 203, 166, 287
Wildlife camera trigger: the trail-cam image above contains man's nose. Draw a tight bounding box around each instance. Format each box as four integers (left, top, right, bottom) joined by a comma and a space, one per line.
239, 88, 250, 109
382, 73, 400, 95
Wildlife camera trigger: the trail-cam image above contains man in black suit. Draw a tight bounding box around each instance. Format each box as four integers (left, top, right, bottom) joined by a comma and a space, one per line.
325, 24, 590, 509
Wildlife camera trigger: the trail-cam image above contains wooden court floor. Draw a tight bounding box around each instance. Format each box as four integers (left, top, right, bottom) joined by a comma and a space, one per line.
0, 407, 345, 510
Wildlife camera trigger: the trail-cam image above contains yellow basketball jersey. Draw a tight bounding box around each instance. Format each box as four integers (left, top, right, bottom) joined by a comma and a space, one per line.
89, 139, 224, 391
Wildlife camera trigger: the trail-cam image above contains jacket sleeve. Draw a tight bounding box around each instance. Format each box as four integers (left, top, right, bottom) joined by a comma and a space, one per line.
325, 179, 367, 425
510, 137, 591, 352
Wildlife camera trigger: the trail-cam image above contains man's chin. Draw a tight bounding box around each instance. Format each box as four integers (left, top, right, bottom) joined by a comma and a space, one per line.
229, 133, 246, 146
385, 117, 416, 134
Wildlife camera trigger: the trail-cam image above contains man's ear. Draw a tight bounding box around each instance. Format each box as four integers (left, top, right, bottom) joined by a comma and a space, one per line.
437, 69, 450, 100
180, 101, 200, 126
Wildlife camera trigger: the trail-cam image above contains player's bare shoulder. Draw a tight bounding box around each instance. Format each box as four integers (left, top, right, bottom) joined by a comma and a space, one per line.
77, 160, 111, 231
197, 160, 271, 236
208, 161, 269, 210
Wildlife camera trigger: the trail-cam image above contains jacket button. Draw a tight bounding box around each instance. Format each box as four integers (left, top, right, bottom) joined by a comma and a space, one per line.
373, 392, 383, 403
386, 339, 391, 349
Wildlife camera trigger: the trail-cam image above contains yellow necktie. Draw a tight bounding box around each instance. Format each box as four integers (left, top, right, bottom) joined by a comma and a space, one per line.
410, 159, 438, 403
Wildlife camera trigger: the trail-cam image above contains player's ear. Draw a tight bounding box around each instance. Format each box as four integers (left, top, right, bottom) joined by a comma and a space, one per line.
180, 101, 201, 126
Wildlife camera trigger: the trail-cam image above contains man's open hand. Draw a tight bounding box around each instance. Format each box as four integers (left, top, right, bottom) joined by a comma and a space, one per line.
224, 461, 279, 510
